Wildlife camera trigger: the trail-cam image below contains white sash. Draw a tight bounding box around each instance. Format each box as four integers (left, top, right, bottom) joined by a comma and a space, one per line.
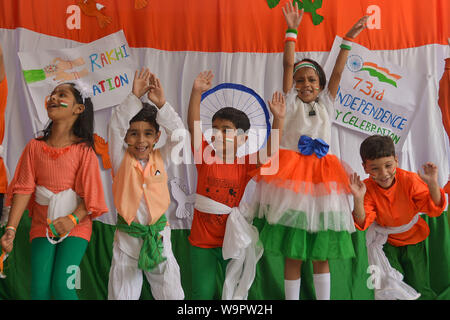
34, 186, 81, 244
366, 213, 421, 300
194, 194, 263, 300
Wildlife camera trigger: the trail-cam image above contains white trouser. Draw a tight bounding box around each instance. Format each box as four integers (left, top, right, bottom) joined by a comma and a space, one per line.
194, 193, 262, 300
366, 213, 421, 300
108, 226, 184, 300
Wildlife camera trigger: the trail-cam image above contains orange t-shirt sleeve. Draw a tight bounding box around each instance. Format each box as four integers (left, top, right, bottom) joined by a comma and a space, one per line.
6, 141, 36, 206
410, 173, 447, 217
74, 146, 109, 219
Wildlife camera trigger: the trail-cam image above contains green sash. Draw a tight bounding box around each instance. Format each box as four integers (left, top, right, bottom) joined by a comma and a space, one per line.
116, 214, 167, 271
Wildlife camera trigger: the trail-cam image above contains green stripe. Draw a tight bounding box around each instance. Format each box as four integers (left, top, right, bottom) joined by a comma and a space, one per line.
340, 44, 352, 50
360, 67, 398, 87
286, 28, 298, 34
1, 211, 449, 300
22, 69, 46, 84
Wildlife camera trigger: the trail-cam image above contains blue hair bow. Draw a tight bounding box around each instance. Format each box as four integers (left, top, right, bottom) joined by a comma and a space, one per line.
297, 135, 329, 159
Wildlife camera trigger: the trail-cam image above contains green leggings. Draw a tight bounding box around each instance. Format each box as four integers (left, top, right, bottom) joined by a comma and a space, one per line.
383, 240, 437, 300
190, 244, 229, 300
31, 237, 88, 300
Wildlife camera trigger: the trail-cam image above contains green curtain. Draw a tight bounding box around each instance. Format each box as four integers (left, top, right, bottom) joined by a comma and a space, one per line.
0, 211, 448, 300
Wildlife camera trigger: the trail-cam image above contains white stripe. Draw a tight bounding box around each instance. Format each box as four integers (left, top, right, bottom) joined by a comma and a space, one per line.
285, 32, 297, 39
0, 28, 448, 231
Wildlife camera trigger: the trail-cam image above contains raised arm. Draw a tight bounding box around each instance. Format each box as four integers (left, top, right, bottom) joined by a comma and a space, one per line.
282, 2, 304, 94
417, 162, 444, 207
349, 172, 367, 227
187, 70, 213, 150
327, 15, 369, 99
258, 91, 285, 164
108, 68, 151, 173
147, 72, 186, 160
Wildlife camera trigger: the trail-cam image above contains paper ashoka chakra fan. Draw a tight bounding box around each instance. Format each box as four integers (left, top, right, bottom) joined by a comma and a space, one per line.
200, 83, 271, 157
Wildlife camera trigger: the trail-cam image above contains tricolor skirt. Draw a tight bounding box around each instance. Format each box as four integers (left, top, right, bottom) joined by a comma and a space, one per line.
252, 147, 356, 261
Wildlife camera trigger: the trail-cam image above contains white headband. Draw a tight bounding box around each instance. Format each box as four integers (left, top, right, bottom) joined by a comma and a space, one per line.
70, 80, 92, 101
293, 62, 318, 75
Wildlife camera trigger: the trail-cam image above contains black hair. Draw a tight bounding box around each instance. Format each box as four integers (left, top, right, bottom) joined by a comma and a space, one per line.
129, 102, 159, 132
294, 58, 327, 89
37, 83, 94, 149
360, 135, 396, 163
212, 107, 250, 133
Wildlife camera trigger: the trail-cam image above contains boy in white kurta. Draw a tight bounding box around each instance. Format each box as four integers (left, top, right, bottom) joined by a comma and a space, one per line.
107, 68, 184, 300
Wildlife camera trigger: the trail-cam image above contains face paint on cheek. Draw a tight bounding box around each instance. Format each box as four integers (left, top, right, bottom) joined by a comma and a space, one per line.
60, 101, 69, 108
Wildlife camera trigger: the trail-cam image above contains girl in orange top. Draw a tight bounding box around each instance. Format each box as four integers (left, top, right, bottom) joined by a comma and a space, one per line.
350, 135, 446, 299
0, 82, 108, 299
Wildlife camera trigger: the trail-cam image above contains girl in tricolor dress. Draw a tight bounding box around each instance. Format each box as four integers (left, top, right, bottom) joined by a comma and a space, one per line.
0, 82, 108, 299
251, 2, 369, 300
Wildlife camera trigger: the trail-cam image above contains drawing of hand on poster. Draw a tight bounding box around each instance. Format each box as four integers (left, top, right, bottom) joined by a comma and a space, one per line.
18, 30, 137, 125
23, 57, 88, 84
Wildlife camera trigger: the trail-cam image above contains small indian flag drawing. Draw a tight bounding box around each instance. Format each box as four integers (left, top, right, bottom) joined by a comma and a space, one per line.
359, 62, 402, 88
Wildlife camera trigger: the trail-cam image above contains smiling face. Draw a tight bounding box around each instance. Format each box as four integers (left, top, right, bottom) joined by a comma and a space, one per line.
294, 67, 321, 103
363, 156, 398, 189
47, 84, 84, 121
125, 121, 161, 161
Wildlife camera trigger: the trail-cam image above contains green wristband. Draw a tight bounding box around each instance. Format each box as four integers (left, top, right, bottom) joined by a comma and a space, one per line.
48, 222, 60, 237
286, 28, 298, 35
340, 44, 352, 50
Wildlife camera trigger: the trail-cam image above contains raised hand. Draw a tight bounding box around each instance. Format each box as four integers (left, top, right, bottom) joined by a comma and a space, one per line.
282, 1, 304, 30
192, 70, 214, 93
147, 73, 166, 108
345, 15, 369, 39
349, 172, 367, 200
132, 67, 152, 99
418, 162, 439, 187
268, 91, 286, 120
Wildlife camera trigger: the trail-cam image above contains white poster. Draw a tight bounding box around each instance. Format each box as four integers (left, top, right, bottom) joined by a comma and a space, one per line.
324, 36, 426, 151
18, 30, 136, 124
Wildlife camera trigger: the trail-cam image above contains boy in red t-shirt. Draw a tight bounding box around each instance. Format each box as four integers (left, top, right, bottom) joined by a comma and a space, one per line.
187, 70, 285, 299
350, 135, 447, 299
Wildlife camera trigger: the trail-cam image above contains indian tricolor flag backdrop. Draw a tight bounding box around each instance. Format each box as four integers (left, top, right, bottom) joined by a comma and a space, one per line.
0, 0, 449, 300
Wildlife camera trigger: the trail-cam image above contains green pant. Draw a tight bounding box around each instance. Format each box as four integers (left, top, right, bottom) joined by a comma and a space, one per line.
190, 244, 229, 300
383, 240, 437, 300
31, 237, 88, 300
